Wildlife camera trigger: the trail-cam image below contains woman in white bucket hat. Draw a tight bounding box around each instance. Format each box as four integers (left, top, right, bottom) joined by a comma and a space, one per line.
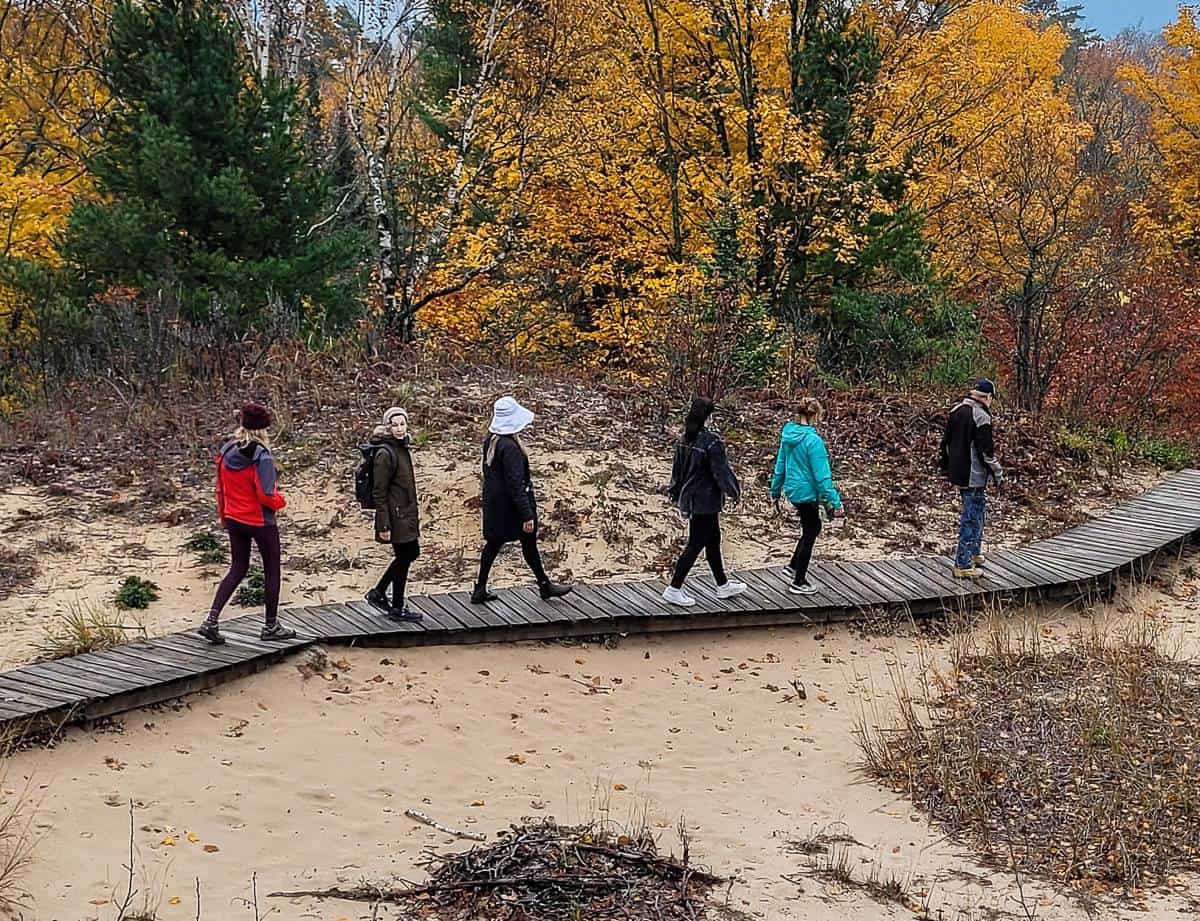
472, 396, 573, 604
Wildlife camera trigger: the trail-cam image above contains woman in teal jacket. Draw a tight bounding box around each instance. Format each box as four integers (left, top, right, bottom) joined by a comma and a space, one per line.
769, 397, 845, 594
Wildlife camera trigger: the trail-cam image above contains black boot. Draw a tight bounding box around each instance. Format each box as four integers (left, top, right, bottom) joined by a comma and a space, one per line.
387, 605, 423, 623
197, 622, 226, 645
471, 584, 499, 604
365, 588, 388, 613
539, 581, 573, 601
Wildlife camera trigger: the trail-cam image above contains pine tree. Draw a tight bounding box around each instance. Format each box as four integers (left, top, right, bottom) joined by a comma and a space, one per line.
64, 0, 363, 329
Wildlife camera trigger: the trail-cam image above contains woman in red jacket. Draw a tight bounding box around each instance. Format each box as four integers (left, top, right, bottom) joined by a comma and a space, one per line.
198, 402, 297, 644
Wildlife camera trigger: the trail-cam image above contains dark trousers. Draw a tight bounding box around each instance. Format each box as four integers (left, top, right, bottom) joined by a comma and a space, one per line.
670, 513, 727, 589
376, 539, 420, 607
477, 533, 549, 588
207, 519, 281, 625
789, 502, 822, 585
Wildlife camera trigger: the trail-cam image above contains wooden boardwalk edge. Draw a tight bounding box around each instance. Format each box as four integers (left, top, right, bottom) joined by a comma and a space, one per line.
2, 469, 1198, 739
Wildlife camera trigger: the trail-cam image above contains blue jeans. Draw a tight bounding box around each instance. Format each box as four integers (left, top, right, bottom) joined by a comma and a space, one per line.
955, 488, 987, 569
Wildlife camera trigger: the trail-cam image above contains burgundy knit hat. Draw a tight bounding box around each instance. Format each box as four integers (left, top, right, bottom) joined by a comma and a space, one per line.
239, 401, 272, 431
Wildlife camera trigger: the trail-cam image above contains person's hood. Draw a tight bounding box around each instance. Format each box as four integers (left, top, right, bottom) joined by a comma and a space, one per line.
370, 430, 409, 447
221, 439, 265, 471
780, 422, 816, 446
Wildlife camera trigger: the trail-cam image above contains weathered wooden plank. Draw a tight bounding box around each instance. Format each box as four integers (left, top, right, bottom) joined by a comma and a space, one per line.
427, 593, 495, 631
823, 561, 894, 608
345, 600, 426, 634
492, 587, 555, 626
888, 558, 956, 598
18, 660, 140, 696
0, 676, 79, 709
797, 563, 859, 608
547, 585, 613, 622
404, 596, 464, 633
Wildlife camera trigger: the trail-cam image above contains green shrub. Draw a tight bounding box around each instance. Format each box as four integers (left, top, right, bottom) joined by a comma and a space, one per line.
1138, 438, 1194, 470
114, 575, 159, 610
184, 530, 227, 564
1054, 427, 1100, 464
234, 566, 265, 606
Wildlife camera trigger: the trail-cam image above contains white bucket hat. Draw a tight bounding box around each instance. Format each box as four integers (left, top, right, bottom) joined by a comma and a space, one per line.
489, 396, 534, 435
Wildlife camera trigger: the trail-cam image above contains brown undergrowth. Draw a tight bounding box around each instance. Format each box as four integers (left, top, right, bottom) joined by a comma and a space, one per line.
856, 607, 1200, 895
0, 339, 1151, 551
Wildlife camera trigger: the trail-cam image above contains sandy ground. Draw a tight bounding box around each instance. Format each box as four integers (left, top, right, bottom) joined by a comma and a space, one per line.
3, 571, 1199, 920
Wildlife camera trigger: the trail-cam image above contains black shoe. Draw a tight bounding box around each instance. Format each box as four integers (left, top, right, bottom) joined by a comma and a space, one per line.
387, 605, 423, 623
366, 588, 388, 612
197, 622, 226, 645
539, 581, 573, 601
471, 585, 499, 604
260, 621, 298, 641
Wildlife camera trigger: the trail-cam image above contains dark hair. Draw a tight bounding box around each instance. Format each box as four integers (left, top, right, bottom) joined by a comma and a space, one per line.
683, 396, 715, 444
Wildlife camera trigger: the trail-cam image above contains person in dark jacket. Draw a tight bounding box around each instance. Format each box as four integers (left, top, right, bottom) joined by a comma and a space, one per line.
662, 396, 746, 607
365, 407, 423, 622
770, 397, 845, 595
472, 396, 573, 605
939, 378, 1003, 578
199, 402, 297, 644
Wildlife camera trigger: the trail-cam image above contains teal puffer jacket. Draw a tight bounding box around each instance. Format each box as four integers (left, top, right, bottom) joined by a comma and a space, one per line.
769, 423, 842, 509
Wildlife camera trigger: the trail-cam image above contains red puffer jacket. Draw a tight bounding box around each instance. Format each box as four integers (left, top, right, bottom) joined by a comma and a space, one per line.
215, 440, 286, 527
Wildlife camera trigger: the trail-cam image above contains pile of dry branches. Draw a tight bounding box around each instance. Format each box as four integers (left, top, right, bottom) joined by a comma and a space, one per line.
858, 616, 1200, 892
272, 818, 724, 920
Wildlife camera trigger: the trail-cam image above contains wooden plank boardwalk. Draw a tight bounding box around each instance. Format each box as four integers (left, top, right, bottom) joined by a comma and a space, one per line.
2, 470, 1198, 737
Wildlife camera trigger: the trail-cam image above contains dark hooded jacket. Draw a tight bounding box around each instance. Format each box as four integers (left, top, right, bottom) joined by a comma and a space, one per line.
667, 429, 741, 517
371, 431, 419, 544
482, 433, 537, 542
939, 396, 1003, 489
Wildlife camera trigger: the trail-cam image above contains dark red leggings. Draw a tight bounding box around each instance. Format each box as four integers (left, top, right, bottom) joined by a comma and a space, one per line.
206, 519, 281, 625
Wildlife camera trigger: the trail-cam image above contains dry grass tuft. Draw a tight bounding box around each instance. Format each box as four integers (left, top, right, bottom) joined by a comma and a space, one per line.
856, 609, 1200, 893
0, 749, 37, 913
37, 601, 146, 661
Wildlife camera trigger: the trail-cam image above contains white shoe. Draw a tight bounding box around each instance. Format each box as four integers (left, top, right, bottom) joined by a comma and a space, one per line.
789, 581, 820, 595
662, 586, 697, 607
715, 580, 747, 599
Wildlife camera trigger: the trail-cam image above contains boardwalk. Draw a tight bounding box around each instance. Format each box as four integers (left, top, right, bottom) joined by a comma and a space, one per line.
2, 470, 1198, 736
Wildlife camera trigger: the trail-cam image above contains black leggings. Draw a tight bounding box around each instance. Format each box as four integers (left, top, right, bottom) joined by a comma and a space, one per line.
670, 513, 727, 589
207, 519, 281, 625
789, 502, 822, 584
376, 540, 420, 607
477, 533, 549, 588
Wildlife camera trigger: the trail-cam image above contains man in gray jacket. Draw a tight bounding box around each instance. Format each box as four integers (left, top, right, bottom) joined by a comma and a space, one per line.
939, 379, 1003, 577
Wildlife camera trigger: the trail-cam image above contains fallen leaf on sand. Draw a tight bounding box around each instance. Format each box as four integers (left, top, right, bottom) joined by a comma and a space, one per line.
161, 836, 176, 846
507, 753, 526, 765
614, 783, 627, 791
168, 897, 182, 905
186, 832, 199, 843
470, 800, 485, 807
202, 844, 220, 853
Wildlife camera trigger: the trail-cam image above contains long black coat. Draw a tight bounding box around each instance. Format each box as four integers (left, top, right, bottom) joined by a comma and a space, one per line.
482, 434, 537, 542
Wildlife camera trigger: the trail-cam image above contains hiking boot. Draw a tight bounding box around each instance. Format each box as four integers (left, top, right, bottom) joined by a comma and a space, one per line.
715, 580, 747, 600
471, 585, 499, 604
788, 581, 820, 596
662, 585, 697, 607
260, 621, 298, 640
539, 581, 574, 601
386, 605, 423, 623
365, 588, 389, 612
197, 622, 226, 645
972, 554, 986, 567
952, 566, 984, 579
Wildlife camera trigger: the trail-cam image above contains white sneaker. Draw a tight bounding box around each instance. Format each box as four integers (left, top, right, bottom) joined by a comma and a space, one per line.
789, 581, 820, 595
662, 586, 697, 607
715, 580, 747, 599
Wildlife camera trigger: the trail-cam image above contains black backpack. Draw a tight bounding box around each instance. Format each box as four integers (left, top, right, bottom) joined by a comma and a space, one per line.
355, 443, 397, 509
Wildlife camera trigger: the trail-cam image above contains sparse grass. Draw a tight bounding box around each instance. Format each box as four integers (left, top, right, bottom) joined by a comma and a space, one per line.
0, 750, 37, 913
234, 566, 265, 606
1138, 437, 1194, 470
37, 601, 145, 660
34, 534, 79, 554
855, 608, 1200, 893
0, 547, 37, 601
113, 575, 160, 610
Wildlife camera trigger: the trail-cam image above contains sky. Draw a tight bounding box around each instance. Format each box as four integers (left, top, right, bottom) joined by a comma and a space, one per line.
1080, 0, 1180, 37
